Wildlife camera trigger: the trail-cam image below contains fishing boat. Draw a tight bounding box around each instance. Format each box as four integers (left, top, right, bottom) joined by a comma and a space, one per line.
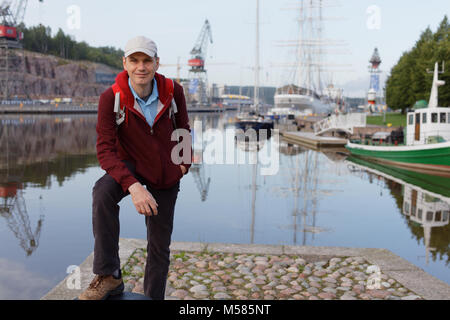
345, 62, 450, 176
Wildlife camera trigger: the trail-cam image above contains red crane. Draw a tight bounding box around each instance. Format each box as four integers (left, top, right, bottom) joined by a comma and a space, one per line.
188, 19, 213, 73
0, 0, 43, 42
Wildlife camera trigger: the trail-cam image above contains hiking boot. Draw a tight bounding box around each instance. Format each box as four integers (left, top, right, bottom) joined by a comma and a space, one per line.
78, 274, 124, 300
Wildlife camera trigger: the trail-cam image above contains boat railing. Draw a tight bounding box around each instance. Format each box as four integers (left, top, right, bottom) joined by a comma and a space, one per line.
410, 130, 449, 145
351, 139, 406, 147
313, 113, 367, 135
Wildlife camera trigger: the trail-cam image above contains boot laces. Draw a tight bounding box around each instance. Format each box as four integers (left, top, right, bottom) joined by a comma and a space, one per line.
89, 275, 107, 289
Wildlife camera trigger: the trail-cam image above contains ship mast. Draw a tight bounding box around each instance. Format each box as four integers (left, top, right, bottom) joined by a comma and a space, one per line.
254, 0, 260, 112
427, 62, 445, 109
296, 0, 305, 90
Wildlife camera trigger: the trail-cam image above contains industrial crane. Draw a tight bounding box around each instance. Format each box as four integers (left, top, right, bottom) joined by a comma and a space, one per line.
0, 0, 43, 41
188, 19, 213, 73
188, 19, 213, 106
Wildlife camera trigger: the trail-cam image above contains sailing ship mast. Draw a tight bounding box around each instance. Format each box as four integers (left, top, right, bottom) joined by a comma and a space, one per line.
296, 0, 304, 93
254, 0, 260, 112
273, 0, 349, 115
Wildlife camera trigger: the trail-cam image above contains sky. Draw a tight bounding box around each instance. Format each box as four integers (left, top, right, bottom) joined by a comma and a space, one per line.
23, 0, 450, 97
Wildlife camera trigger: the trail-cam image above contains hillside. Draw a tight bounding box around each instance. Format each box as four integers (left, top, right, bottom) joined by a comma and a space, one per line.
4, 49, 121, 102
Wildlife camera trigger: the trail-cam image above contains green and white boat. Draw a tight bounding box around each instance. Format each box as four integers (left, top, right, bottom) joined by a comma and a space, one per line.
346, 62, 450, 177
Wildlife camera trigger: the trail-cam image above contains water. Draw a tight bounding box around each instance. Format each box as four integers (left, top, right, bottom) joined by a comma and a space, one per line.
0, 113, 449, 299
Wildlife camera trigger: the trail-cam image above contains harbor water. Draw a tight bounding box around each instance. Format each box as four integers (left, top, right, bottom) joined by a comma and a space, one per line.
0, 113, 449, 299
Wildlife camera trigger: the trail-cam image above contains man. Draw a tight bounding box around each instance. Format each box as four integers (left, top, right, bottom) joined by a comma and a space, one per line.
78, 36, 191, 300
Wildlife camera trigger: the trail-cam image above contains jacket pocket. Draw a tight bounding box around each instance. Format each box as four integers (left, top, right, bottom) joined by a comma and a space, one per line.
163, 160, 184, 188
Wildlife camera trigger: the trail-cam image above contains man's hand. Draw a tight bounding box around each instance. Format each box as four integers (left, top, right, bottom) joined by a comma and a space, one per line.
128, 182, 158, 216
180, 165, 187, 175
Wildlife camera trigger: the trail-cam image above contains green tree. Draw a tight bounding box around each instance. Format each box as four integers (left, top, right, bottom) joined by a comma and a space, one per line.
386, 15, 450, 112
21, 24, 123, 69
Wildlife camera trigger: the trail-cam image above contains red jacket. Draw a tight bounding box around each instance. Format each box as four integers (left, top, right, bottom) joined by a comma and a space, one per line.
96, 70, 192, 191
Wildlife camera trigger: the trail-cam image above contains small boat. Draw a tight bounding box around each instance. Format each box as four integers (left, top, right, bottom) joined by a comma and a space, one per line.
233, 110, 274, 133
345, 62, 450, 176
265, 107, 303, 121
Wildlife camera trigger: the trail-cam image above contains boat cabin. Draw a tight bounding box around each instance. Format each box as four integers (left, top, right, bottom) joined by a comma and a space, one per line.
406, 107, 450, 145
406, 62, 450, 146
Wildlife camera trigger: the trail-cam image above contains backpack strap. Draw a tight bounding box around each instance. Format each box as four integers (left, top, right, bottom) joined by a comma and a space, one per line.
112, 83, 126, 126
166, 79, 180, 143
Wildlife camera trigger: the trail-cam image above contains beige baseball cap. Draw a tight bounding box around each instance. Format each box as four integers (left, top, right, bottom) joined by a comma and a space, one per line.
124, 36, 158, 58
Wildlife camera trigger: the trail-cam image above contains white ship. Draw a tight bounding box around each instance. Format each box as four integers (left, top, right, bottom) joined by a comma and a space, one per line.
273, 0, 342, 116
273, 85, 328, 115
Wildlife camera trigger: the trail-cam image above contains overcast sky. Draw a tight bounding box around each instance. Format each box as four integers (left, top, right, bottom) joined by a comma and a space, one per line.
24, 0, 449, 97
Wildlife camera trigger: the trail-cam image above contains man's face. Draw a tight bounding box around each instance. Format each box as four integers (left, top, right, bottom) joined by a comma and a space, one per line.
123, 52, 160, 87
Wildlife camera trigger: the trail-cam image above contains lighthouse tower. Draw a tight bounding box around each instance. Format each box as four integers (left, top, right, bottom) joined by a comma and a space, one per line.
367, 48, 382, 112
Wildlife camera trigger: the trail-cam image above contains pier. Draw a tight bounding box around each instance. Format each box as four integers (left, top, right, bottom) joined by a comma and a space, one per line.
41, 238, 450, 300
0, 103, 98, 114
0, 103, 236, 114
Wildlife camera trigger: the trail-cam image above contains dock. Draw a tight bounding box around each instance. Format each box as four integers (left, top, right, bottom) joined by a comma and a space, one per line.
187, 105, 238, 113
0, 104, 237, 114
0, 104, 97, 114
41, 238, 450, 300
281, 131, 348, 149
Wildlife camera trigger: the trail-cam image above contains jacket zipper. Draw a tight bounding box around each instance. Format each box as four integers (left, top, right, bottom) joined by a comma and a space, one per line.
132, 94, 173, 136
149, 95, 173, 136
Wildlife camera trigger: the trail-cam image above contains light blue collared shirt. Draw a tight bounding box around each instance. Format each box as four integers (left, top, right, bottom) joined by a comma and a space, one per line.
128, 78, 159, 127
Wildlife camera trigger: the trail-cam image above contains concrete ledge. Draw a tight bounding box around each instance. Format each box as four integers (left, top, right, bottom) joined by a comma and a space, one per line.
41, 239, 450, 300
41, 238, 146, 300
206, 243, 284, 255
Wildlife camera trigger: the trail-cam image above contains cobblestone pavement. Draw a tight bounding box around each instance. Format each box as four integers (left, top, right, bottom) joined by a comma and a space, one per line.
121, 248, 423, 300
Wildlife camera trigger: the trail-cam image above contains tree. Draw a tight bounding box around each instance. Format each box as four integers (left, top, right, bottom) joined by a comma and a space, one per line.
385, 15, 450, 112
21, 25, 123, 70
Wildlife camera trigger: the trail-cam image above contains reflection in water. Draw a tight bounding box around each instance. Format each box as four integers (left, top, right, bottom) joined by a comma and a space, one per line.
0, 115, 98, 169
190, 165, 211, 202
288, 148, 330, 245
272, 141, 334, 246
346, 157, 450, 266
0, 115, 99, 256
0, 182, 44, 256
0, 258, 52, 299
402, 186, 449, 264
236, 136, 264, 244
234, 134, 330, 245
189, 113, 226, 202
190, 115, 211, 202
1, 112, 449, 297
